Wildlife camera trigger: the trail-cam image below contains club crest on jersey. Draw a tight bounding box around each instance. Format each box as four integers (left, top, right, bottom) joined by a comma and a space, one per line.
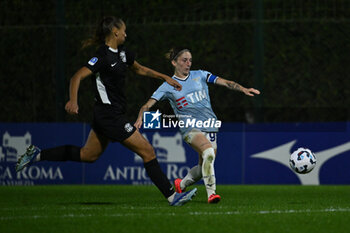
88, 57, 98, 66
120, 51, 126, 63
124, 123, 134, 133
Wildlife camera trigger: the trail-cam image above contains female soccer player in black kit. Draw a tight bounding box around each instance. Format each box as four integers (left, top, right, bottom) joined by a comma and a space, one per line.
16, 16, 197, 206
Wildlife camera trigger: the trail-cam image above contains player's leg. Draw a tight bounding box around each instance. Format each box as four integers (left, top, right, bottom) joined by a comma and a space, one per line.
15, 129, 109, 172
185, 131, 220, 203
175, 161, 202, 193
178, 146, 217, 192
79, 129, 109, 162
122, 129, 156, 162
176, 130, 210, 193
188, 133, 215, 192
122, 129, 196, 205
39, 129, 109, 162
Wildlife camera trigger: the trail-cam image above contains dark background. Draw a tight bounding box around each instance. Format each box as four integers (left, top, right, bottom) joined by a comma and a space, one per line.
1, 0, 349, 123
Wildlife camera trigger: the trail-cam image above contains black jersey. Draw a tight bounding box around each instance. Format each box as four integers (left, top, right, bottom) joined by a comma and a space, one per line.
85, 44, 135, 113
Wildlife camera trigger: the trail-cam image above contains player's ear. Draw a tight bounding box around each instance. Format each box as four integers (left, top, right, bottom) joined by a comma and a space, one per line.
112, 27, 118, 37
171, 60, 177, 67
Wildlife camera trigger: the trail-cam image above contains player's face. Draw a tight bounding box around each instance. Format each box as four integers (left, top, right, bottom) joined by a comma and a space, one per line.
174, 51, 192, 76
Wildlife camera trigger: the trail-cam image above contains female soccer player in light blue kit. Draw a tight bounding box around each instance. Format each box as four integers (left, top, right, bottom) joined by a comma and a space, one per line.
135, 48, 260, 203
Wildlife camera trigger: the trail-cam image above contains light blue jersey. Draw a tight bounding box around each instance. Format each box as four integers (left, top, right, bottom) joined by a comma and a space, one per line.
151, 70, 220, 135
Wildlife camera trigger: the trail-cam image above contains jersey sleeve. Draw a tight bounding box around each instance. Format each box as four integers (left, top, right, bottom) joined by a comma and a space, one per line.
85, 52, 105, 73
151, 83, 169, 101
125, 48, 136, 66
200, 70, 218, 84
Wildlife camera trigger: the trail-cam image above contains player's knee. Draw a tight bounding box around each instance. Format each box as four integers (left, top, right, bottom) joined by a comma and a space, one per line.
80, 148, 100, 163
138, 143, 156, 162
202, 147, 215, 163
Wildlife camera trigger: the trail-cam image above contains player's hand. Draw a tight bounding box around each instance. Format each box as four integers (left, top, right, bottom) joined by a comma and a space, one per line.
243, 88, 260, 97
65, 100, 79, 115
134, 118, 143, 129
166, 77, 182, 91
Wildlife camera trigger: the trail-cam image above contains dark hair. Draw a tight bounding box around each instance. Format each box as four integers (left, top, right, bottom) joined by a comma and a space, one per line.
82, 16, 124, 49
165, 47, 190, 61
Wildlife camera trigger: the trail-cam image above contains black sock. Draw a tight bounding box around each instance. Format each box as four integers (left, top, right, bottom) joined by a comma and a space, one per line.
144, 158, 175, 199
40, 145, 81, 162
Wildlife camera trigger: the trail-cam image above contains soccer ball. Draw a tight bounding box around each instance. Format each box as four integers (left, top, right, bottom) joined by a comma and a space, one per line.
289, 147, 316, 174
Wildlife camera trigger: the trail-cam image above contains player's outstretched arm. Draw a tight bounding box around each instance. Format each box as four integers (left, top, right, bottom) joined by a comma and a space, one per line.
131, 61, 182, 91
134, 98, 158, 129
65, 66, 93, 115
215, 77, 260, 97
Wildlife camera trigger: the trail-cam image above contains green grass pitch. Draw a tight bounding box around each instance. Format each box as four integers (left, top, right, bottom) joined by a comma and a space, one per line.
1, 185, 349, 233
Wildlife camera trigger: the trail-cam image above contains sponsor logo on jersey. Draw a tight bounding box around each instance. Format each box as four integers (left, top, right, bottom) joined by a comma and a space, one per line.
88, 57, 98, 66
186, 90, 207, 103
176, 97, 188, 109
174, 90, 208, 109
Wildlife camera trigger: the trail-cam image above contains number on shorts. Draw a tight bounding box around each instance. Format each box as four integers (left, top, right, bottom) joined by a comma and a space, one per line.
209, 133, 216, 142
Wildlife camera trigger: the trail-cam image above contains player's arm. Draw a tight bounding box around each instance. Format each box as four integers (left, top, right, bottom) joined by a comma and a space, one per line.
135, 98, 158, 129
131, 61, 182, 91
215, 77, 260, 97
65, 67, 93, 115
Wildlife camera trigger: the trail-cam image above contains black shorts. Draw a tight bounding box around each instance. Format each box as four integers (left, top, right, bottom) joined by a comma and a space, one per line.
91, 104, 136, 142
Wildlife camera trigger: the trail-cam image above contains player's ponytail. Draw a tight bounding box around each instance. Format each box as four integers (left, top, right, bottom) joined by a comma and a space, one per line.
82, 16, 124, 49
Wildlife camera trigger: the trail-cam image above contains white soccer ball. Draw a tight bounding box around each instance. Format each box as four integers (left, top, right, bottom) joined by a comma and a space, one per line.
289, 147, 316, 174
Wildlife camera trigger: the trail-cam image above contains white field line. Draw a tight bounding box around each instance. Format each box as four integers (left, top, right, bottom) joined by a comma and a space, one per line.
0, 208, 349, 221
0, 205, 161, 211
189, 208, 350, 216
0, 206, 117, 211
